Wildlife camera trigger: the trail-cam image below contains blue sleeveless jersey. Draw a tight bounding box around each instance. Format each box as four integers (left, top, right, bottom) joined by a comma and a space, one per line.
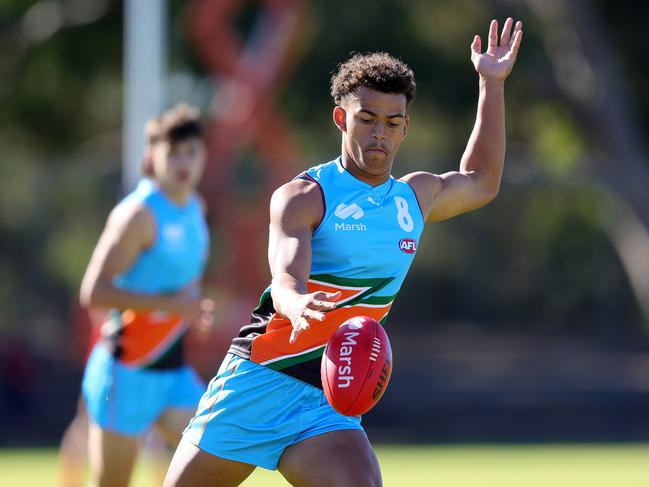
308, 157, 424, 294
104, 179, 209, 369
114, 179, 209, 293
230, 157, 425, 387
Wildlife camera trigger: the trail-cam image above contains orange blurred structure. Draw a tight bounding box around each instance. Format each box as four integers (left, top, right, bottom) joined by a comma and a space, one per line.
184, 0, 310, 376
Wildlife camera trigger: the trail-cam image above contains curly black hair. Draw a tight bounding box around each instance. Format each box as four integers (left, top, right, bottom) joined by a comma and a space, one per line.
330, 52, 416, 105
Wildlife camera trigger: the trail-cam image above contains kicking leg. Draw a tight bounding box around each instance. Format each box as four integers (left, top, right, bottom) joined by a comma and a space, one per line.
163, 437, 256, 487
278, 429, 382, 487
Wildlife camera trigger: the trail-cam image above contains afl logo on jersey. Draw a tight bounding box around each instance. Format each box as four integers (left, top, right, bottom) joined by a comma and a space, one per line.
398, 238, 417, 254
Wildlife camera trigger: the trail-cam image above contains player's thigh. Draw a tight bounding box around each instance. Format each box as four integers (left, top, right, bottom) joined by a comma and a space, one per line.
155, 407, 195, 447
87, 421, 139, 487
163, 436, 256, 487
278, 429, 382, 487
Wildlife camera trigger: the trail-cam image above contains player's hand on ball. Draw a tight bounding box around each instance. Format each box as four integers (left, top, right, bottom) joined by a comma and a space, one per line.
471, 17, 523, 82
285, 290, 341, 344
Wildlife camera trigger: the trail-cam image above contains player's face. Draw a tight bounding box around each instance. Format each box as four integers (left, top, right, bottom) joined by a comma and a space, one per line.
336, 86, 409, 184
151, 137, 206, 194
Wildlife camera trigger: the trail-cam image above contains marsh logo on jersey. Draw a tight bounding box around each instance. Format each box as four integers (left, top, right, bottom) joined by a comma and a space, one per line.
334, 203, 367, 232
334, 203, 364, 220
398, 238, 417, 254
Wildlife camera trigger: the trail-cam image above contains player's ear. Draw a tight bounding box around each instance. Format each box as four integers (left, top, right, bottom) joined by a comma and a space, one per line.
401, 115, 410, 141
141, 149, 155, 177
333, 106, 347, 132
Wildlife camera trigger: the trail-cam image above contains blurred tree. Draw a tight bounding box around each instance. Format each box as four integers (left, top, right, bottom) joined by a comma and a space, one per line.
0, 0, 122, 347
0, 0, 647, 350
521, 0, 649, 326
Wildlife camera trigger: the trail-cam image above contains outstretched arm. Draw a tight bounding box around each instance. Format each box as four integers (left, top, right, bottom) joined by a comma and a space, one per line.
268, 180, 341, 343
404, 18, 523, 222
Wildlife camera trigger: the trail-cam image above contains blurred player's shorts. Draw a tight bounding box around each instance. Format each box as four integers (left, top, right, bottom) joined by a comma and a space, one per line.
183, 353, 363, 470
82, 343, 206, 435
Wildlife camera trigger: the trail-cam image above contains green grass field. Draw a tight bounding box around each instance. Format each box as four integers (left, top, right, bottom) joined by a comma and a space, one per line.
2, 444, 649, 486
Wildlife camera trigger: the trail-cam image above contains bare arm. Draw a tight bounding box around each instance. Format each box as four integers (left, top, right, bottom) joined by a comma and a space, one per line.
268, 179, 341, 343
404, 18, 523, 222
79, 202, 206, 320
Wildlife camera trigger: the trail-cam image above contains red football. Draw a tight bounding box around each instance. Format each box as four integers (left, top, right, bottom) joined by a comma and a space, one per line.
321, 316, 392, 416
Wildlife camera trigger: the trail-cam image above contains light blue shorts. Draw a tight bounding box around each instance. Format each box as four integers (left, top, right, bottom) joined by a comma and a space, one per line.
183, 353, 363, 470
82, 343, 206, 436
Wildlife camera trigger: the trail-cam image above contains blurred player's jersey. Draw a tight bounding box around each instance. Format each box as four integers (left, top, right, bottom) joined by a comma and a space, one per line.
102, 179, 209, 369
230, 157, 425, 387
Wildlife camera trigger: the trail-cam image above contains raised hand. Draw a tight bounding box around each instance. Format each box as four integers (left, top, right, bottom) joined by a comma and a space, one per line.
284, 290, 341, 344
471, 18, 523, 82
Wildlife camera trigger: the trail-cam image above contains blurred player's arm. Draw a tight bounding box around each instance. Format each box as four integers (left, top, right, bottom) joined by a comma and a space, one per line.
403, 18, 522, 223
79, 202, 206, 320
268, 179, 340, 343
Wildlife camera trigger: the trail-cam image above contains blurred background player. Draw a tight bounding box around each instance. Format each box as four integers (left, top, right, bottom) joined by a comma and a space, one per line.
164, 18, 522, 487
56, 308, 170, 487
79, 103, 214, 487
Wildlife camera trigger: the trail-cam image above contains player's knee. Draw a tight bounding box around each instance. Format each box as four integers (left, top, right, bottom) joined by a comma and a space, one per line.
330, 468, 382, 487
351, 472, 382, 487
326, 455, 382, 487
